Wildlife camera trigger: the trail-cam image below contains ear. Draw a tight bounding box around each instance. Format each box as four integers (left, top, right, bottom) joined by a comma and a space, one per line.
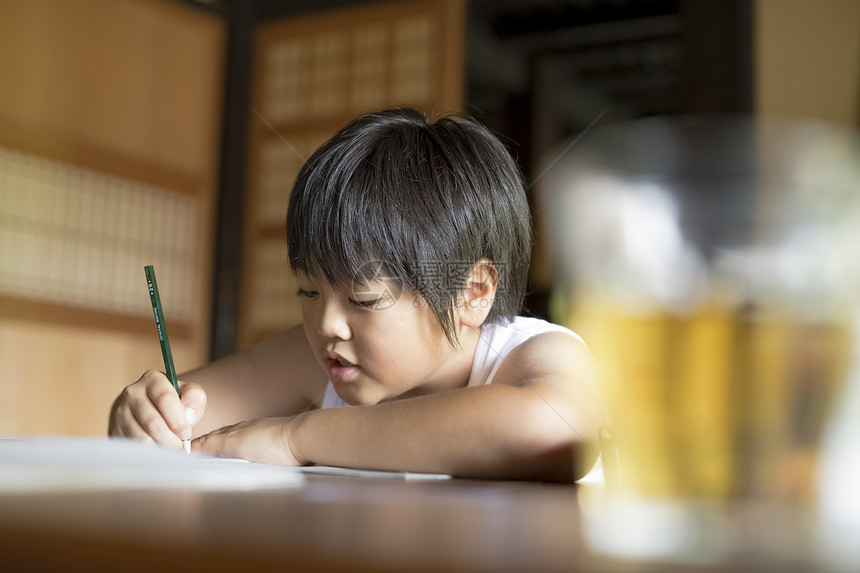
458, 259, 499, 328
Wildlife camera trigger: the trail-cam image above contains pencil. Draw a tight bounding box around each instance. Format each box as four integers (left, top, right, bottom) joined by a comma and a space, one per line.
144, 265, 191, 455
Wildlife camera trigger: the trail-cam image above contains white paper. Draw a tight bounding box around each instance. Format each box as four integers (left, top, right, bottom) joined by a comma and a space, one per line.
0, 437, 305, 492
172, 454, 451, 480
0, 437, 451, 491
298, 465, 451, 480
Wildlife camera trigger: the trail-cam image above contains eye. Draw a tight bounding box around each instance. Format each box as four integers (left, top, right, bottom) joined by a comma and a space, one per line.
350, 290, 395, 310
297, 288, 319, 299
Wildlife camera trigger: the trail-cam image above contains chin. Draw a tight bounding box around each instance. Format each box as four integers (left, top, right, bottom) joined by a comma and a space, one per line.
333, 382, 380, 407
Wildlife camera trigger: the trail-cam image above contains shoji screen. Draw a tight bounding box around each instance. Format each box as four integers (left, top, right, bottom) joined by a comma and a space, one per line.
240, 0, 464, 347
0, 0, 224, 435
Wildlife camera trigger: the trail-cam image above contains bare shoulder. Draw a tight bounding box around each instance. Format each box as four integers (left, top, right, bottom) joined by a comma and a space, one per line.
491, 330, 601, 391
490, 329, 606, 445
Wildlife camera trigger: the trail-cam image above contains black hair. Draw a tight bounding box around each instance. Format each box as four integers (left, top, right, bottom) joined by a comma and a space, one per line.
286, 107, 532, 346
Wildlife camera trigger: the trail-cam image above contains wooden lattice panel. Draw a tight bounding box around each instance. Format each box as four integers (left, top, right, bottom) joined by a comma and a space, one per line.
241, 0, 464, 346
248, 239, 296, 331
0, 146, 197, 324
255, 132, 332, 229
261, 10, 442, 123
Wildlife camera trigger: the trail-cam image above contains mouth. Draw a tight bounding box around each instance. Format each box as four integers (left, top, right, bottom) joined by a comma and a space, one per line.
326, 351, 361, 382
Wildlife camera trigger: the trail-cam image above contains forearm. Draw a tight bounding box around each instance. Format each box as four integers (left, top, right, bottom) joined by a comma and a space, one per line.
290, 384, 595, 482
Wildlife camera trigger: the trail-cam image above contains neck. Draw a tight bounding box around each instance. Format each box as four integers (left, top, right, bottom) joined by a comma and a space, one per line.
442, 323, 482, 390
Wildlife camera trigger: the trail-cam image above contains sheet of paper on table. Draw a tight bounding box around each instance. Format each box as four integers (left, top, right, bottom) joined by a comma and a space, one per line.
0, 437, 450, 492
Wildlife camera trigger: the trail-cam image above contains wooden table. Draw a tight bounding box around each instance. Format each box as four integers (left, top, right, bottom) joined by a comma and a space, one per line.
0, 473, 838, 573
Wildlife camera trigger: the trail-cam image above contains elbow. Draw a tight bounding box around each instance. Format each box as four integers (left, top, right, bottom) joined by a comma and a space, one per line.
519, 430, 599, 484
516, 399, 602, 483
478, 407, 600, 484
441, 385, 603, 483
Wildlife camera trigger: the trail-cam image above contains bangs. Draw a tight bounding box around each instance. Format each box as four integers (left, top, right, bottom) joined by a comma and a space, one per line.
286, 131, 419, 293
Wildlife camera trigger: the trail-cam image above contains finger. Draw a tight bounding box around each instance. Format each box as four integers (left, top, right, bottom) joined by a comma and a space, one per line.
108, 399, 134, 438
110, 383, 157, 441
193, 420, 296, 465
192, 427, 236, 458
120, 373, 185, 447
110, 371, 181, 446
144, 372, 193, 441
112, 406, 156, 444
129, 395, 184, 448
177, 381, 207, 428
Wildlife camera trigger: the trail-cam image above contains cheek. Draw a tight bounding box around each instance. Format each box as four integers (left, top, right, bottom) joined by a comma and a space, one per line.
300, 299, 318, 327
351, 324, 402, 369
301, 305, 321, 345
409, 306, 450, 353
359, 318, 438, 371
302, 321, 314, 345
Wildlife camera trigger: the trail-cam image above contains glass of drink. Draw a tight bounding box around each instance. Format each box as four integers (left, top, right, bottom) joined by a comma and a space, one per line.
538, 115, 860, 563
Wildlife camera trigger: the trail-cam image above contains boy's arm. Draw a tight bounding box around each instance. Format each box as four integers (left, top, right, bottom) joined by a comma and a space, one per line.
182, 324, 327, 434
196, 333, 604, 482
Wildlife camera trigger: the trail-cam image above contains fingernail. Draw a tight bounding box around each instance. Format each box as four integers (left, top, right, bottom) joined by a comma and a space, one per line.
185, 407, 197, 424
179, 428, 192, 441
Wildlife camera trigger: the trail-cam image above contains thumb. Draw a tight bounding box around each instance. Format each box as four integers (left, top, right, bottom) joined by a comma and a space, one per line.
178, 381, 207, 427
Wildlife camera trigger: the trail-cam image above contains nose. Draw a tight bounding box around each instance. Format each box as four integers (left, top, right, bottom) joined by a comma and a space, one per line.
316, 299, 352, 340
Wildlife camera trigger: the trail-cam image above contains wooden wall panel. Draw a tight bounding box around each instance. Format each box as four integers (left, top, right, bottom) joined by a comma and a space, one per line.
755, 0, 860, 125
0, 0, 224, 436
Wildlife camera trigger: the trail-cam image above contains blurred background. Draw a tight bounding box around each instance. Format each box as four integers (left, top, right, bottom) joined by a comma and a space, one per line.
0, 0, 857, 437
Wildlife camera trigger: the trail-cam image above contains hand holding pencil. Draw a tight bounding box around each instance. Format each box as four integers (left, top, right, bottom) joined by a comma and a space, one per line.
107, 266, 207, 451
143, 265, 191, 454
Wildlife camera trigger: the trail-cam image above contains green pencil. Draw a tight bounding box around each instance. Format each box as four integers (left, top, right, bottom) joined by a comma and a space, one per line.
144, 265, 190, 454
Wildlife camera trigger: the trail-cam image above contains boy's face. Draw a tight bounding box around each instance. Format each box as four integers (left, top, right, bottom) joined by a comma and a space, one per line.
296, 272, 470, 406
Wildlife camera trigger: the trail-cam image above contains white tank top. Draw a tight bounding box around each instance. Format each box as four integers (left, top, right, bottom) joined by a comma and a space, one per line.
320, 316, 584, 409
